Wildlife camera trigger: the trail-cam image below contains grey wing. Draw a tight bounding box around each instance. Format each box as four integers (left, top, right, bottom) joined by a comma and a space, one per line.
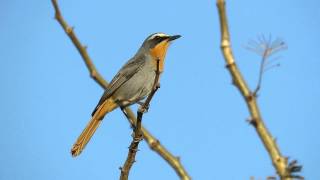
91, 56, 146, 116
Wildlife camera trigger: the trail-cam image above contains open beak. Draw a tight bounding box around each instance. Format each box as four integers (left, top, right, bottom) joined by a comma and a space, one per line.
168, 35, 181, 41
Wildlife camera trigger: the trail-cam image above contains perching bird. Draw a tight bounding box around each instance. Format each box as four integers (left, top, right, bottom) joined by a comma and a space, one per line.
71, 33, 181, 157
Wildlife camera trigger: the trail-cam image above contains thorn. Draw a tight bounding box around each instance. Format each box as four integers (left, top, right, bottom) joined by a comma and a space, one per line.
251, 120, 258, 127
246, 117, 253, 124
246, 117, 257, 127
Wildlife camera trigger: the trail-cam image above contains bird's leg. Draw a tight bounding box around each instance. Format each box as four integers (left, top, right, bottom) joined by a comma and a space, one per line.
137, 82, 161, 112
136, 101, 145, 106
137, 101, 149, 113
156, 82, 161, 89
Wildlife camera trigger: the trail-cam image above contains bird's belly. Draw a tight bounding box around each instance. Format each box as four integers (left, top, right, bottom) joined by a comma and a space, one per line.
113, 66, 156, 106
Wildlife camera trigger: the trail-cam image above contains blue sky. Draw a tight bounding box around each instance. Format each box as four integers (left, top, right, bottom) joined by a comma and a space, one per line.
1, 0, 319, 179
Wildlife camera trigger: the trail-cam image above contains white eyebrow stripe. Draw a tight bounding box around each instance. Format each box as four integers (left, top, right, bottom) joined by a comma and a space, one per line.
148, 33, 169, 40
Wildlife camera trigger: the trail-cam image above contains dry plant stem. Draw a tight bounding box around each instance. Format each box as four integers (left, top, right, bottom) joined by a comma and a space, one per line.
51, 1, 190, 179
120, 59, 161, 180
254, 51, 268, 96
216, 0, 292, 179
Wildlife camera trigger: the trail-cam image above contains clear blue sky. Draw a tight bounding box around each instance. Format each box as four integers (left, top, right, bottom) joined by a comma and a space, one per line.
1, 0, 319, 179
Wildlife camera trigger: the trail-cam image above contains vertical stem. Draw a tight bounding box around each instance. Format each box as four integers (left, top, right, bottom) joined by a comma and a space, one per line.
216, 0, 293, 179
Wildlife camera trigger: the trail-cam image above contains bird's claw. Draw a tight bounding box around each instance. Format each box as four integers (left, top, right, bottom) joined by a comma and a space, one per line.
138, 104, 149, 113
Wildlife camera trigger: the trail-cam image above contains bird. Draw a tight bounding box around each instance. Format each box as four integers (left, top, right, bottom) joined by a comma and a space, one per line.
71, 32, 181, 157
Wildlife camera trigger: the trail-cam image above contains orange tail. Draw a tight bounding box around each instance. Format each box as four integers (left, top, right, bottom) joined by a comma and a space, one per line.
71, 98, 118, 157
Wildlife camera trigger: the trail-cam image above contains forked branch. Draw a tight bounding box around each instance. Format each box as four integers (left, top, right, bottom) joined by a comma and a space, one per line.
51, 0, 190, 179
216, 0, 302, 179
120, 59, 161, 180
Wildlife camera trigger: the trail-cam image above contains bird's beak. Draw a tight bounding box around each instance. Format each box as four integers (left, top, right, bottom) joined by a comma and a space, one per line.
168, 35, 181, 41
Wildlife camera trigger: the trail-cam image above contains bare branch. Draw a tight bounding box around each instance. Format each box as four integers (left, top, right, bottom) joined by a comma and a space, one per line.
216, 0, 302, 179
51, 0, 190, 179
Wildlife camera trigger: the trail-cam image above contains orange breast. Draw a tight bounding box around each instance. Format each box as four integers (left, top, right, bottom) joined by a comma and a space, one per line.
150, 40, 170, 72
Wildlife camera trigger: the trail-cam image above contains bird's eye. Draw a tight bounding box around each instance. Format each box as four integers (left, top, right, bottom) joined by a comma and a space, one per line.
148, 34, 168, 48
154, 36, 160, 40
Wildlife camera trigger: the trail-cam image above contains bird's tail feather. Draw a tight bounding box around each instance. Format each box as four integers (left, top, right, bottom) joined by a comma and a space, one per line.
71, 98, 118, 157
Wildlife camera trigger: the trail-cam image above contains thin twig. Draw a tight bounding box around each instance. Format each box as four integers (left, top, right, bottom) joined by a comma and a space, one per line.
51, 0, 190, 179
120, 59, 161, 180
254, 49, 268, 96
246, 35, 287, 96
216, 0, 302, 179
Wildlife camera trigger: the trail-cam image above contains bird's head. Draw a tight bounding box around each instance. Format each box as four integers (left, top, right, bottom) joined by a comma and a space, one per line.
140, 33, 181, 71
143, 33, 181, 48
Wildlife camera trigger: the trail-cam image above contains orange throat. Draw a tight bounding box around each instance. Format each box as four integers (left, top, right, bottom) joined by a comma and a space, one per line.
150, 40, 170, 72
